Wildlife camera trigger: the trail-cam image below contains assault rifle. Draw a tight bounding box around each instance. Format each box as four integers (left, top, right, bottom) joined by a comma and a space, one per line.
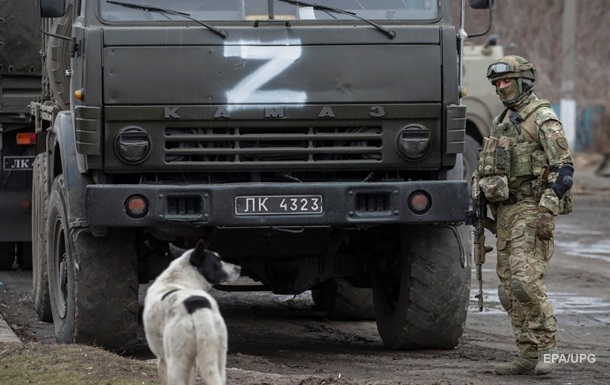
467, 182, 496, 312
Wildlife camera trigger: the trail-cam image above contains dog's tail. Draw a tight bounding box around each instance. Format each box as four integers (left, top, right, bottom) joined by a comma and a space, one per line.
184, 295, 225, 385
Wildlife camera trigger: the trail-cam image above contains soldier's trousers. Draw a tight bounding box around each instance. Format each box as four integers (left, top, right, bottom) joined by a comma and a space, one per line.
495, 198, 558, 359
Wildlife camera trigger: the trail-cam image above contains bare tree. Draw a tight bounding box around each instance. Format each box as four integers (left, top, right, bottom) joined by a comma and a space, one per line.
456, 0, 610, 152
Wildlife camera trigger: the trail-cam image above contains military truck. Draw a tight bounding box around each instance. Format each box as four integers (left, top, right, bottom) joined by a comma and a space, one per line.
461, 35, 505, 181
0, 2, 41, 270
32, 0, 493, 351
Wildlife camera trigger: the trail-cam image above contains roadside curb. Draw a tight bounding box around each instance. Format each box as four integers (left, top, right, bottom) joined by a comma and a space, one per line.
0, 313, 21, 344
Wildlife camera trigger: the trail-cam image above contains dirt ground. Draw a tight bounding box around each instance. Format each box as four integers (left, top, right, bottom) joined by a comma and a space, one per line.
1, 155, 610, 385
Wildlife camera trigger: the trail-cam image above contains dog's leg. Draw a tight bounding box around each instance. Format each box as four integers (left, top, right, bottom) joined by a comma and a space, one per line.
165, 321, 198, 385
217, 315, 229, 385
157, 357, 168, 385
166, 354, 197, 385
196, 327, 224, 385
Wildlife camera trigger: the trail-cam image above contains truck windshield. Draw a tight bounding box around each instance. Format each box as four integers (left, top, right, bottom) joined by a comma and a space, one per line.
100, 0, 439, 22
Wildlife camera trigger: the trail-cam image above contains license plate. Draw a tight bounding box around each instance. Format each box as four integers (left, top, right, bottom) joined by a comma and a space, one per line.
235, 195, 323, 216
3, 156, 35, 171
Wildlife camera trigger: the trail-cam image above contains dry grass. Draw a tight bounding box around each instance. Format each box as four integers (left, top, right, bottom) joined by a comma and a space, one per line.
0, 342, 158, 385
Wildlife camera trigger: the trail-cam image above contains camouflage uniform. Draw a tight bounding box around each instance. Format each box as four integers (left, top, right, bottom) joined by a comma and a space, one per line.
477, 55, 573, 375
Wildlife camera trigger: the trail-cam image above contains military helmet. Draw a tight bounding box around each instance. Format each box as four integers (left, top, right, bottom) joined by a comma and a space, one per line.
486, 55, 536, 82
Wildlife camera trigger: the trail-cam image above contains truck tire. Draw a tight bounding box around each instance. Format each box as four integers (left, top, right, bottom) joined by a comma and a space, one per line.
312, 279, 374, 320
372, 224, 471, 349
47, 175, 138, 351
32, 153, 52, 322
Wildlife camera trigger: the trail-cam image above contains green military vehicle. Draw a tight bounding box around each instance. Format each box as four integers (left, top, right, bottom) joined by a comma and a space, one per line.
0, 2, 40, 270
32, 0, 493, 351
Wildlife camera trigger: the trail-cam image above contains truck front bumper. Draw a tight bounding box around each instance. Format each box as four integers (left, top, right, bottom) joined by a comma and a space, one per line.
85, 180, 469, 230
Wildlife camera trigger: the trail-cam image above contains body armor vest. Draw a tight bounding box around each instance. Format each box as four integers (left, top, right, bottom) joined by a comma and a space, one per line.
477, 99, 555, 203
489, 99, 553, 183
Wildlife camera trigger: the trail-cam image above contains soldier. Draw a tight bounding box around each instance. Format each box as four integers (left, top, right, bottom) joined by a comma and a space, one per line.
475, 55, 574, 375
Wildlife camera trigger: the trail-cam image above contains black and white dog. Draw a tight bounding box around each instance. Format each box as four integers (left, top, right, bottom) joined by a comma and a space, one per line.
143, 240, 241, 385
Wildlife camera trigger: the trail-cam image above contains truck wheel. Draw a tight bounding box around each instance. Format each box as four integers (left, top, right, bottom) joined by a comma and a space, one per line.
32, 153, 52, 322
312, 279, 374, 320
0, 243, 15, 270
372, 224, 471, 349
47, 175, 138, 351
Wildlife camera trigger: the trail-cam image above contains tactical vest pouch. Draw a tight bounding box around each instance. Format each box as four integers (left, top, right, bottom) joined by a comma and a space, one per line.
494, 146, 511, 177
510, 141, 540, 179
478, 137, 498, 177
479, 150, 495, 176
531, 150, 547, 177
479, 175, 510, 202
478, 136, 512, 178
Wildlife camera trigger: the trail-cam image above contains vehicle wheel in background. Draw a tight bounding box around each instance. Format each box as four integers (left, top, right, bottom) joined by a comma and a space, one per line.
0, 242, 15, 270
312, 279, 375, 320
17, 242, 33, 270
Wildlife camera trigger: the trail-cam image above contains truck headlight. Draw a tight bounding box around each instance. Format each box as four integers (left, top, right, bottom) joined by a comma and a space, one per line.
396, 124, 430, 160
408, 191, 431, 214
114, 126, 151, 164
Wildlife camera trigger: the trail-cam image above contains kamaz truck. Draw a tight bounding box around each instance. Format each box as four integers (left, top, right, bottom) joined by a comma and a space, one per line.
0, 1, 41, 270
32, 0, 493, 351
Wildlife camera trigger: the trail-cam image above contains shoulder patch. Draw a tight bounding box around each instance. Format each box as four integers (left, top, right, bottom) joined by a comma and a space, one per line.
557, 137, 569, 150
183, 295, 211, 314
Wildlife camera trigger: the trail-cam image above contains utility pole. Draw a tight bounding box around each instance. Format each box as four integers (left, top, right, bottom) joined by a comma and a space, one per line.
561, 0, 577, 149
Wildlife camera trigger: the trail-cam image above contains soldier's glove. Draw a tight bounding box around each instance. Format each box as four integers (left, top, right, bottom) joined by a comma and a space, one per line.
536, 211, 555, 240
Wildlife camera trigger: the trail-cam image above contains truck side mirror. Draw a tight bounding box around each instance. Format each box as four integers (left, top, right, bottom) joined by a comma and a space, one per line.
465, 0, 494, 38
469, 0, 493, 10
39, 0, 66, 18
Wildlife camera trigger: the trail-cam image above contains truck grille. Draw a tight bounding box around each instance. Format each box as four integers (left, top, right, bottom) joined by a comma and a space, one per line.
355, 192, 391, 213
166, 195, 203, 216
164, 126, 382, 165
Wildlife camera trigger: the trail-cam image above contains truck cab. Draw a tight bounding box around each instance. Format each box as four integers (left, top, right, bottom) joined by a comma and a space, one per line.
32, 0, 492, 351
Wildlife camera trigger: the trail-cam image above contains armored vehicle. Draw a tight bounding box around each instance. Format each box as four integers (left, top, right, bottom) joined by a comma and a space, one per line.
0, 1, 41, 269
32, 0, 493, 351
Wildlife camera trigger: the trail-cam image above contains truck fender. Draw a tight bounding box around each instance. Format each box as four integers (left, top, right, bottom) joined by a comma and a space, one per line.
464, 97, 495, 140
48, 110, 91, 229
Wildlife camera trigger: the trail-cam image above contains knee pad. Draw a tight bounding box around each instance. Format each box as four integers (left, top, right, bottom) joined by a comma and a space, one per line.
498, 284, 512, 311
510, 278, 533, 304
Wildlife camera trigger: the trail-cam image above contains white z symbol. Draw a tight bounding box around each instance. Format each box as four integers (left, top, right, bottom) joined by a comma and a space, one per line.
224, 40, 307, 105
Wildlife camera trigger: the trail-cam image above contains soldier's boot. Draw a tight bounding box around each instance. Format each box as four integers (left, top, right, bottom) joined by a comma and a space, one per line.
493, 357, 537, 375
535, 348, 558, 375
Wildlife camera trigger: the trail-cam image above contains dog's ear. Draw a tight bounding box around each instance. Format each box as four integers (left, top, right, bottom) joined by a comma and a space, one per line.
191, 245, 228, 284
168, 243, 187, 259
189, 239, 207, 266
